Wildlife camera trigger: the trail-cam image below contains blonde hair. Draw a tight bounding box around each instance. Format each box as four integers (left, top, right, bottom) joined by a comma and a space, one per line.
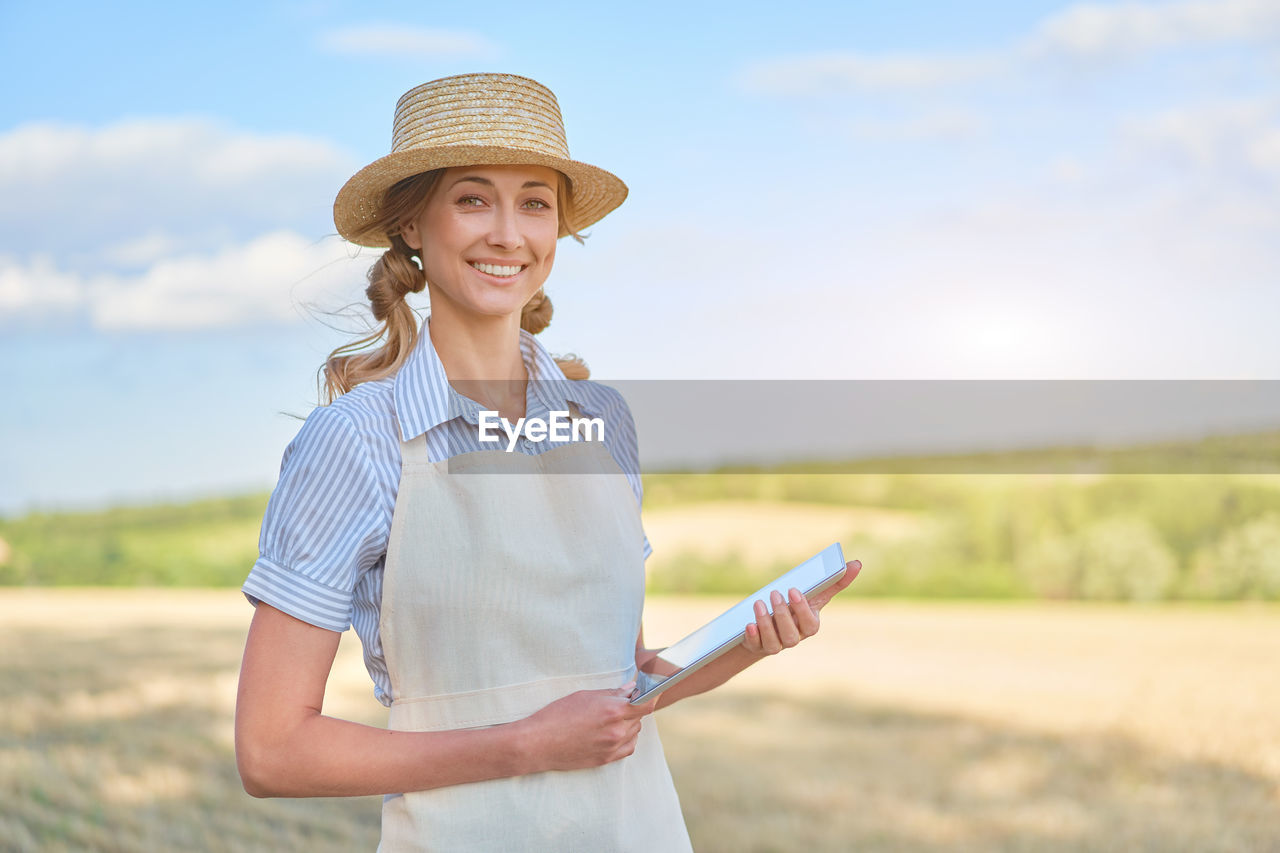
322, 169, 589, 402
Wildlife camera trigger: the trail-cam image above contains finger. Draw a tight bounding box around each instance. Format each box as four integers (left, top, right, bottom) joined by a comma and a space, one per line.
754, 599, 782, 654
743, 622, 763, 654
812, 560, 861, 611
612, 680, 637, 698
789, 587, 820, 637
770, 590, 802, 647
615, 733, 640, 761
625, 696, 659, 717
610, 720, 644, 758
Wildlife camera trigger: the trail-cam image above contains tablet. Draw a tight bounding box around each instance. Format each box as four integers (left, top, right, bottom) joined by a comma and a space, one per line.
630, 542, 847, 705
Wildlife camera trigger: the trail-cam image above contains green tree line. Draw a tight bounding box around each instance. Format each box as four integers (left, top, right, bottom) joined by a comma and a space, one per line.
641, 472, 1280, 600
3, 437, 1279, 600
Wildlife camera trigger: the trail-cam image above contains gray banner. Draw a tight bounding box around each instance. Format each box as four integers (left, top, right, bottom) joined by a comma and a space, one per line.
448, 380, 1280, 474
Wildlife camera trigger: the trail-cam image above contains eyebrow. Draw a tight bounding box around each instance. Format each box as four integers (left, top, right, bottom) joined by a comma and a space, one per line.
449, 176, 554, 191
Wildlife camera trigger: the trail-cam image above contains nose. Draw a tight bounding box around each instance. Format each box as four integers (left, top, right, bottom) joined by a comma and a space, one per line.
486, 205, 523, 251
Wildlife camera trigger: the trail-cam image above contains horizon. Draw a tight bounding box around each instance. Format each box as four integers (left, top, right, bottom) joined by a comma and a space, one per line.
4, 417, 1278, 519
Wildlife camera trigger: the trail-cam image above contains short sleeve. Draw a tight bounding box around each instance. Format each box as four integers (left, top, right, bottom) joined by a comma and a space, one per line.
242, 404, 389, 632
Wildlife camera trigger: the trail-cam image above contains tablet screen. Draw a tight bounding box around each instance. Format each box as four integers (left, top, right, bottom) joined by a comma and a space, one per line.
631, 542, 846, 704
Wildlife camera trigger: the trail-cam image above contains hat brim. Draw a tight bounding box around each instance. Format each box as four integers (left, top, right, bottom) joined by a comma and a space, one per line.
333, 145, 628, 248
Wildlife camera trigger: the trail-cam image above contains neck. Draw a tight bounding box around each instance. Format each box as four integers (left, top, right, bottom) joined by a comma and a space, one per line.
427, 304, 528, 420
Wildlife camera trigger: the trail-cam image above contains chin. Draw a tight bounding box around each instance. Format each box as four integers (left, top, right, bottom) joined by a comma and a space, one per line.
472, 297, 537, 319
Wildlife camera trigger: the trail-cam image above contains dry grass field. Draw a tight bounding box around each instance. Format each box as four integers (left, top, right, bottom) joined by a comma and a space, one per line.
2, 590, 1278, 851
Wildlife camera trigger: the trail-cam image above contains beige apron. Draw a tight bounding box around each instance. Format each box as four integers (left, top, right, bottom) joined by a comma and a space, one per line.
377, 415, 692, 852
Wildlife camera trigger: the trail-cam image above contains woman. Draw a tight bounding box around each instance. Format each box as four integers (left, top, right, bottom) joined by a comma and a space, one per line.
235, 73, 860, 851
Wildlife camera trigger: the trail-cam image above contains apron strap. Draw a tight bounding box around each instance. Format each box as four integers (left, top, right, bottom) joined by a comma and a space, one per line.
401, 433, 432, 465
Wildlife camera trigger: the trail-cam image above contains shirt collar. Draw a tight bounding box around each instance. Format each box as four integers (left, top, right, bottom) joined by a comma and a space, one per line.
393, 318, 584, 442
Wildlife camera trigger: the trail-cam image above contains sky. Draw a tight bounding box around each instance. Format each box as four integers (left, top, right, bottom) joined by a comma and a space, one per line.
1, 0, 1279, 513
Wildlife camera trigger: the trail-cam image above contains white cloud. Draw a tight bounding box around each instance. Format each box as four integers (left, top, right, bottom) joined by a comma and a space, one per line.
1122, 98, 1280, 181
0, 119, 354, 262
847, 109, 986, 142
0, 255, 83, 315
1048, 155, 1090, 185
318, 25, 499, 58
0, 232, 378, 330
0, 119, 346, 190
0, 118, 372, 331
738, 51, 999, 95
1025, 0, 1280, 60
0, 117, 461, 333
740, 0, 1280, 97
90, 231, 359, 330
103, 233, 185, 267
1249, 126, 1280, 175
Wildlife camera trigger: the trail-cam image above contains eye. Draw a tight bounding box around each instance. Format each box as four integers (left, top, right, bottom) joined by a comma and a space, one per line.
457, 195, 485, 207
523, 198, 553, 210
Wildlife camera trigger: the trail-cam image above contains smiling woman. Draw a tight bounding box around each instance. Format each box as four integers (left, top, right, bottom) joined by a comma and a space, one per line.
233, 72, 858, 853
323, 164, 587, 401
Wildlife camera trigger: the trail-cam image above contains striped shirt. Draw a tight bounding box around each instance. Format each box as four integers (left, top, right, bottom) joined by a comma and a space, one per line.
242, 320, 648, 707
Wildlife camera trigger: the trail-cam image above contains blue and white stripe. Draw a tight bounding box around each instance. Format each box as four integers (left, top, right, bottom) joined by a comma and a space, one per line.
242, 320, 648, 707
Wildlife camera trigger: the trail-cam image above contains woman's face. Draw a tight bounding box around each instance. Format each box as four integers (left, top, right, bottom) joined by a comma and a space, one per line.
401, 164, 560, 323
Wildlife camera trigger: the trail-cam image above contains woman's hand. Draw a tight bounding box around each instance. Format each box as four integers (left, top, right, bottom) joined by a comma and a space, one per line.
517, 683, 658, 772
742, 559, 861, 656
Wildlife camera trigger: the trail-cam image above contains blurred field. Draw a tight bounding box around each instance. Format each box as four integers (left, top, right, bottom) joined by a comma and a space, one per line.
3, 590, 1278, 851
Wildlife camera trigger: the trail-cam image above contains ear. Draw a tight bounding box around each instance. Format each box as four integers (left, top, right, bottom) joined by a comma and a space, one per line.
400, 217, 423, 252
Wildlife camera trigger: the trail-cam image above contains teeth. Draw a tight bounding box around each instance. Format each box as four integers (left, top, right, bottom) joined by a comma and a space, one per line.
471, 262, 523, 277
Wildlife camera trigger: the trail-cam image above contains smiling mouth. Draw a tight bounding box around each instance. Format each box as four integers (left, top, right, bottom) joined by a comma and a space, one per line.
469, 261, 526, 278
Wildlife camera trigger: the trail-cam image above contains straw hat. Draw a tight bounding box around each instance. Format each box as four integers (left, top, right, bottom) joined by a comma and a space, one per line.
334, 73, 628, 248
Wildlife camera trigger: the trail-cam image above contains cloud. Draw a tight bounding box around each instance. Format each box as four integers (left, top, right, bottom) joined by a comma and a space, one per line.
0, 255, 83, 316
317, 25, 499, 59
1250, 126, 1280, 175
847, 109, 986, 142
1025, 0, 1280, 60
1122, 98, 1280, 182
0, 232, 378, 330
740, 0, 1280, 96
0, 119, 347, 191
90, 231, 368, 330
103, 233, 185, 268
0, 119, 354, 264
738, 51, 999, 95
0, 118, 376, 331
